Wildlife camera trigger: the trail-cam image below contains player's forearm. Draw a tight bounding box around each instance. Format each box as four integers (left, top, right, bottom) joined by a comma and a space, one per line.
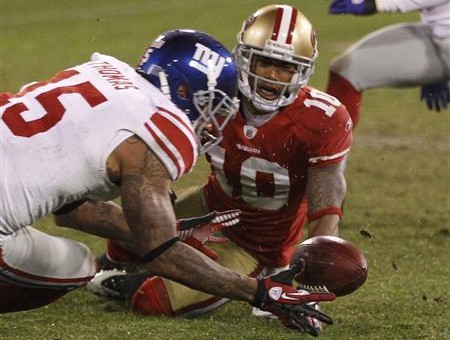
127, 197, 257, 302
147, 241, 257, 302
306, 162, 345, 237
53, 200, 133, 242
306, 162, 346, 215
308, 214, 340, 238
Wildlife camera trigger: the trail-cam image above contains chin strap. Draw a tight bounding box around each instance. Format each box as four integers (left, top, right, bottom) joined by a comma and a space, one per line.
158, 71, 171, 100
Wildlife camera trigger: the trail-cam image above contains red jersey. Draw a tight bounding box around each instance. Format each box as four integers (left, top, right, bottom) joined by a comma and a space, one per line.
204, 87, 352, 267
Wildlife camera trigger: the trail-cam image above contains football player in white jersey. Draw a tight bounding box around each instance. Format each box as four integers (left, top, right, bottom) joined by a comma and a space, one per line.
88, 6, 352, 336
0, 29, 337, 329
326, 0, 450, 127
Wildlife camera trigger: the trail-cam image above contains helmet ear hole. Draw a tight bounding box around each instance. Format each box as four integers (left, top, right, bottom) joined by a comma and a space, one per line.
177, 84, 189, 99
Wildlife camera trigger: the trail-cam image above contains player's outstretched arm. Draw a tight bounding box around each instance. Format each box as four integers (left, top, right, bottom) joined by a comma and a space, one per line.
113, 136, 256, 301
254, 265, 336, 336
53, 199, 133, 241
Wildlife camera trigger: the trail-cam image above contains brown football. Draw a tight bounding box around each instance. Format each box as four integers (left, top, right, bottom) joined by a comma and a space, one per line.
291, 236, 368, 297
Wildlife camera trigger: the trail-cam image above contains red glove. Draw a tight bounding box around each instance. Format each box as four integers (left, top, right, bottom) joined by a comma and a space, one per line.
252, 264, 335, 336
177, 210, 240, 260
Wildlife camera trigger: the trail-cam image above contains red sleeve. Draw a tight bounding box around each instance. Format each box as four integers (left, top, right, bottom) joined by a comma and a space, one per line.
290, 87, 353, 167
309, 104, 352, 167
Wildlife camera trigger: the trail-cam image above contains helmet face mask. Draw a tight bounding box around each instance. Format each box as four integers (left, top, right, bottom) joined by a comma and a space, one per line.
136, 29, 239, 154
234, 5, 318, 112
193, 88, 239, 152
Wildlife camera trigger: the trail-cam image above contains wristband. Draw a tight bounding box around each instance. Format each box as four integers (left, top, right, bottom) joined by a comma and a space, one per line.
307, 207, 343, 221
53, 200, 87, 215
252, 278, 266, 308
141, 237, 179, 263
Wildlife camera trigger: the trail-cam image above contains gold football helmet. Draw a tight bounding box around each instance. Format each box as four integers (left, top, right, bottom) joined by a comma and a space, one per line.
234, 4, 318, 112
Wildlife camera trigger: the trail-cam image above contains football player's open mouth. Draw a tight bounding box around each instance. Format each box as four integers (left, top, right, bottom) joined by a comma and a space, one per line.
257, 84, 281, 100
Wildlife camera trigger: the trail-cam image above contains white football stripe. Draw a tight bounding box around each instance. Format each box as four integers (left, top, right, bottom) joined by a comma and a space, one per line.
308, 148, 350, 164
145, 120, 184, 179
277, 5, 294, 44
157, 109, 197, 148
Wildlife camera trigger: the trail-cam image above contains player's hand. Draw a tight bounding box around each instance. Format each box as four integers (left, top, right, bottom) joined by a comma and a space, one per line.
177, 210, 240, 243
177, 210, 240, 260
252, 265, 335, 336
304, 303, 324, 336
329, 0, 377, 15
420, 81, 450, 112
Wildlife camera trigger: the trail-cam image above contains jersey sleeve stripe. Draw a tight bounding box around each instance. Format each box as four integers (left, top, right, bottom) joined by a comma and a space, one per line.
308, 147, 350, 164
144, 121, 183, 180
155, 107, 197, 147
150, 109, 197, 171
157, 106, 195, 138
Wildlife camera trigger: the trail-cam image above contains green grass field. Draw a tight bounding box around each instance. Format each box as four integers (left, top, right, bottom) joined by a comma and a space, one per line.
1, 1, 449, 339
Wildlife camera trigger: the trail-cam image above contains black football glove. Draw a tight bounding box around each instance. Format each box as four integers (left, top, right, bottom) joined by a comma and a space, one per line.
252, 264, 335, 336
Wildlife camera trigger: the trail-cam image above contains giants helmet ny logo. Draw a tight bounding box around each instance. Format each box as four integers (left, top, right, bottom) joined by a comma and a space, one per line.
191, 43, 226, 79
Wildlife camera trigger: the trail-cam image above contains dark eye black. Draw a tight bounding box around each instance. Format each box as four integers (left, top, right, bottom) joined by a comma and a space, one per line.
257, 57, 272, 66
255, 56, 295, 71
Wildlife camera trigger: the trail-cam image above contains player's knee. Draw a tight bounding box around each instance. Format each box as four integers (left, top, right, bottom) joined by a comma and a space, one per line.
131, 276, 174, 317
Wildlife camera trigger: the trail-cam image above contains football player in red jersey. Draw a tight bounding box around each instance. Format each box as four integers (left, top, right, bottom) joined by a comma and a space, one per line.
88, 6, 349, 335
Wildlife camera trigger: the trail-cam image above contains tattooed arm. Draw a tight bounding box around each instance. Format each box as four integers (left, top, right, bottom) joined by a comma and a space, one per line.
111, 136, 257, 302
53, 200, 133, 241
306, 161, 347, 237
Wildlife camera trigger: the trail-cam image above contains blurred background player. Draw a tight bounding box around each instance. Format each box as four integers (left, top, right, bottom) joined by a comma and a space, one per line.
89, 5, 351, 335
0, 29, 336, 326
326, 0, 450, 127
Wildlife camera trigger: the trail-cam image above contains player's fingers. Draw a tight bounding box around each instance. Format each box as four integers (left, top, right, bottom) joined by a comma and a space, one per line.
207, 235, 229, 243
435, 98, 441, 112
213, 210, 240, 222
307, 307, 334, 325
444, 88, 450, 104
208, 219, 239, 233
426, 97, 434, 111
198, 245, 219, 260
211, 210, 240, 230
178, 211, 217, 230
438, 93, 448, 110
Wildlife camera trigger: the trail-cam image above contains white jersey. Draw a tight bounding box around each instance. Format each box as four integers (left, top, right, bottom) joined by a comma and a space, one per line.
376, 0, 450, 38
0, 53, 197, 235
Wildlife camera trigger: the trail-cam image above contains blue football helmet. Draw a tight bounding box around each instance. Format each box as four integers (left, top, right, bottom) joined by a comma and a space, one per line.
136, 29, 239, 154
